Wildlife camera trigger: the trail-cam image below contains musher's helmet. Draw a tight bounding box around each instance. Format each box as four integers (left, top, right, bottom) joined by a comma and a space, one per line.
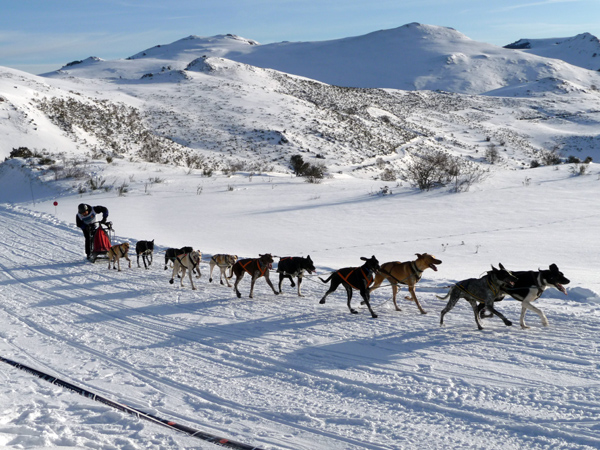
78, 203, 89, 215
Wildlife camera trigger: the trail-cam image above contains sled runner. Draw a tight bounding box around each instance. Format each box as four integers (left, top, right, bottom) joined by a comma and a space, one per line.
90, 222, 114, 263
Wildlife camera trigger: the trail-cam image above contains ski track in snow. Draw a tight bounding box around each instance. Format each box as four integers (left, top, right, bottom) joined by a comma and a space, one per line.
0, 204, 599, 449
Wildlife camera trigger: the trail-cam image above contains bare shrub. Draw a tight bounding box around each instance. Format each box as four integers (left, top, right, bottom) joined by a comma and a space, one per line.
117, 181, 129, 196
402, 149, 452, 191
402, 148, 487, 192
380, 167, 397, 181
485, 143, 501, 164
570, 162, 590, 176
539, 149, 562, 166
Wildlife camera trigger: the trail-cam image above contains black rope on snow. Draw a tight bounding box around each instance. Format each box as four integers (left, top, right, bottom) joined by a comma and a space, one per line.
0, 355, 264, 450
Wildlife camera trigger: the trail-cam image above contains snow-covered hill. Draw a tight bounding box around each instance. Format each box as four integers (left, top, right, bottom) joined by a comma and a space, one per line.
4, 56, 600, 176
43, 23, 600, 95
505, 32, 600, 72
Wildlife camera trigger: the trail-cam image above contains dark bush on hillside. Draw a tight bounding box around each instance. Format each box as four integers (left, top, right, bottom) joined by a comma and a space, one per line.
290, 154, 327, 182
290, 154, 309, 175
540, 149, 562, 166
10, 147, 34, 159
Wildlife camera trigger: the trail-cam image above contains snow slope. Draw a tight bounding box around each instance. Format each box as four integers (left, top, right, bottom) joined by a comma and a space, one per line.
0, 156, 599, 449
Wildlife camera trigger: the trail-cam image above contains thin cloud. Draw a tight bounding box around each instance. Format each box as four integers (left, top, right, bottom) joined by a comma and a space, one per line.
494, 0, 580, 13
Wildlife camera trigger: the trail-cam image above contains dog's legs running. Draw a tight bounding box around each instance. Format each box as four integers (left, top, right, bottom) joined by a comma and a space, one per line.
319, 275, 341, 305
263, 272, 279, 296
297, 275, 304, 297
344, 283, 357, 314
137, 254, 141, 268
391, 283, 402, 311
249, 274, 258, 298
222, 267, 232, 287
521, 300, 548, 328
407, 285, 427, 314
187, 267, 197, 290
209, 262, 215, 283
233, 272, 245, 298
467, 299, 485, 330
359, 286, 377, 318
483, 300, 513, 327
169, 260, 180, 285
439, 290, 459, 326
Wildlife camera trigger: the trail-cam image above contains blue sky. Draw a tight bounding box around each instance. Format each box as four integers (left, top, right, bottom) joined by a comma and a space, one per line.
2, 0, 599, 75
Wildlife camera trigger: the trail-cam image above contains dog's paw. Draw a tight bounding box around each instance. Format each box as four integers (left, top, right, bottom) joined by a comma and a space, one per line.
371, 314, 378, 319
350, 309, 358, 314
319, 299, 326, 304
169, 279, 174, 284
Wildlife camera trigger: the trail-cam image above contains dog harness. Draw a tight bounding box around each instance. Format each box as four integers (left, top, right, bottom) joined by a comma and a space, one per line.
176, 252, 199, 270
240, 258, 269, 277
339, 268, 374, 290
113, 244, 128, 258
381, 260, 423, 286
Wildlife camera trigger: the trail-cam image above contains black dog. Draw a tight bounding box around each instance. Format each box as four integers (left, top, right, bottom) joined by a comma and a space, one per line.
319, 256, 380, 318
277, 255, 316, 296
438, 264, 518, 330
478, 264, 570, 329
135, 239, 154, 269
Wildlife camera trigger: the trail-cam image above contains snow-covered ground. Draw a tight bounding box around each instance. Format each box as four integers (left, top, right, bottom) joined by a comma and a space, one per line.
0, 158, 599, 449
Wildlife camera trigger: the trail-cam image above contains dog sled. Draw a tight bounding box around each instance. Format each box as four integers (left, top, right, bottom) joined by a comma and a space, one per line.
90, 222, 114, 263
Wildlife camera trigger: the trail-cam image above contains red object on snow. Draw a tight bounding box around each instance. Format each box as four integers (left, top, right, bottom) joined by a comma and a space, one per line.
92, 227, 112, 254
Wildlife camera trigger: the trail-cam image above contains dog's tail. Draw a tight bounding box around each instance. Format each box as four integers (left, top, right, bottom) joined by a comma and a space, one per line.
436, 288, 452, 301
319, 274, 334, 284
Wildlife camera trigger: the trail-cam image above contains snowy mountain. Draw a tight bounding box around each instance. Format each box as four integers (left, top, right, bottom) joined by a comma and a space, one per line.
43, 23, 600, 95
505, 32, 600, 72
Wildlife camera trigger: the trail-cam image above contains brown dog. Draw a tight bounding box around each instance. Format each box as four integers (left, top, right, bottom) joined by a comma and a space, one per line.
107, 242, 131, 271
231, 254, 279, 298
369, 253, 441, 313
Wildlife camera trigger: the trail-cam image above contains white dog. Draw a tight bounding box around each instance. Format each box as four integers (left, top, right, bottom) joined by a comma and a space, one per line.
169, 250, 201, 290
209, 254, 238, 287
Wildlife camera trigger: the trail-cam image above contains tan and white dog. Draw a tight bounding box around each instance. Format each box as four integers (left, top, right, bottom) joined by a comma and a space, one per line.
209, 254, 238, 287
108, 242, 131, 271
369, 253, 441, 314
169, 250, 202, 290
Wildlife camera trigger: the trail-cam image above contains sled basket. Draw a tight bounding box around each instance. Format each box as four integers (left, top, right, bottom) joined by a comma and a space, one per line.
90, 222, 114, 262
